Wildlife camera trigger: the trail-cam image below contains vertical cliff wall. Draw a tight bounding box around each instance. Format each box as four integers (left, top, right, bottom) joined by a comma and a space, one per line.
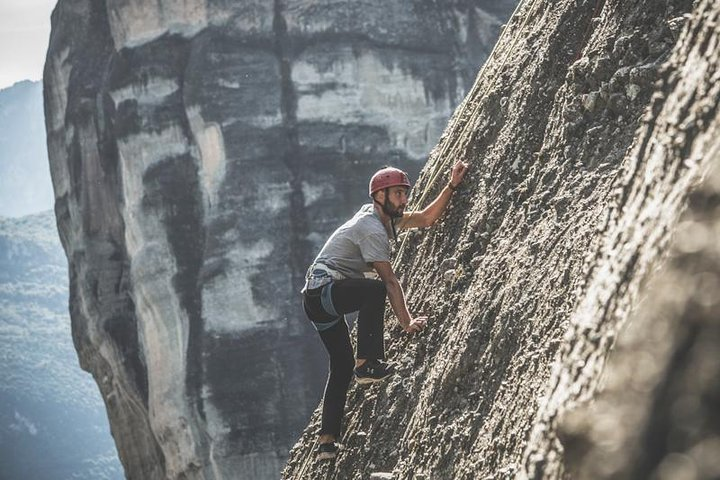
563, 3, 720, 477
43, 1, 516, 478
284, 0, 719, 478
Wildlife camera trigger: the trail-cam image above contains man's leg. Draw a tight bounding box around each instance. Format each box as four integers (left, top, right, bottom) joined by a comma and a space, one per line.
330, 278, 387, 361
317, 318, 355, 441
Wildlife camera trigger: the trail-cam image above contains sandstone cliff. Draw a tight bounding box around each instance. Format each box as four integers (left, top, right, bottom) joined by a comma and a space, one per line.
283, 0, 719, 478
43, 1, 515, 478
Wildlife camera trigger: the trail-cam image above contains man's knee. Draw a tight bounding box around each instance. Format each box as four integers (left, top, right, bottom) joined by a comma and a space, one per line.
371, 280, 387, 299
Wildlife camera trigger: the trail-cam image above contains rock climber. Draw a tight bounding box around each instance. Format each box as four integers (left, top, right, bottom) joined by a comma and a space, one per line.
301, 160, 469, 460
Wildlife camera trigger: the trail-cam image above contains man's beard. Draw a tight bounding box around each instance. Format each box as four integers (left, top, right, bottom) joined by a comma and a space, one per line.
382, 198, 404, 219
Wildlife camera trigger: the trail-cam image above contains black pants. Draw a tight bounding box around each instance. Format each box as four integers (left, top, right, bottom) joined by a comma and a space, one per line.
302, 278, 387, 437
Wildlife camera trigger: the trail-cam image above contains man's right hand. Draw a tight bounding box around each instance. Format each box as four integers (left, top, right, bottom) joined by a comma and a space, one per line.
404, 316, 427, 334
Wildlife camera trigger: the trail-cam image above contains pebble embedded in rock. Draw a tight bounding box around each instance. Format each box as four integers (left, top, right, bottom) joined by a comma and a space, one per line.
582, 91, 599, 111
441, 257, 457, 270
625, 83, 641, 101
369, 473, 394, 480
444, 269, 456, 284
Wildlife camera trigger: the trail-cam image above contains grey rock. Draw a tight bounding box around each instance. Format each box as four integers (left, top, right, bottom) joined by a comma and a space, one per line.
284, 0, 718, 479
443, 269, 457, 284
582, 91, 599, 111
625, 83, 642, 101
440, 257, 457, 270
370, 473, 394, 480
43, 0, 516, 479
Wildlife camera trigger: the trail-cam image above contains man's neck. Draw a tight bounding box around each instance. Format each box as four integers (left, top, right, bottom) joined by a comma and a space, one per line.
372, 201, 389, 221
373, 202, 394, 236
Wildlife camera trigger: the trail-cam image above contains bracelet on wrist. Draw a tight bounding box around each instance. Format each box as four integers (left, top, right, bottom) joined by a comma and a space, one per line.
447, 181, 458, 191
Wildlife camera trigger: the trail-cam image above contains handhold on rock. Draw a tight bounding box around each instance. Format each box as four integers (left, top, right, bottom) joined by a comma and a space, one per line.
370, 473, 394, 480
582, 91, 599, 111
441, 257, 457, 270
625, 83, 641, 101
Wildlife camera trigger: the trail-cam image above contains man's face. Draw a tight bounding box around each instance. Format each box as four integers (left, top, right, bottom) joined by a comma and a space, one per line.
381, 186, 409, 218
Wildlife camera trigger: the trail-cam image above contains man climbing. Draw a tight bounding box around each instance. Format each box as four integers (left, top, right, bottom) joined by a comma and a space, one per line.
301, 161, 469, 460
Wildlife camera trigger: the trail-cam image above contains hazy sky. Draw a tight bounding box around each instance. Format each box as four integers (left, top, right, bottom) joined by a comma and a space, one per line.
0, 0, 57, 89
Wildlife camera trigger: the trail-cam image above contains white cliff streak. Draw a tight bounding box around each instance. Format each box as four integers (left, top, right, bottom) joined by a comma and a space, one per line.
293, 47, 453, 158
455, 7, 504, 49
202, 241, 275, 333
301, 181, 335, 208
116, 125, 201, 477
255, 181, 291, 214
116, 126, 189, 252
46, 47, 71, 132
107, 0, 209, 49
221, 3, 273, 35
45, 48, 72, 200
46, 128, 72, 209
187, 106, 227, 210
110, 77, 180, 106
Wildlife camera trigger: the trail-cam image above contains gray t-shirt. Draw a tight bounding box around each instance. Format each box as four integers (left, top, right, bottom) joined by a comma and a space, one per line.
312, 203, 392, 279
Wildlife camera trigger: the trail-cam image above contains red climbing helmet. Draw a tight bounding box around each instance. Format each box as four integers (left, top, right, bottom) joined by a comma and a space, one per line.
368, 167, 411, 197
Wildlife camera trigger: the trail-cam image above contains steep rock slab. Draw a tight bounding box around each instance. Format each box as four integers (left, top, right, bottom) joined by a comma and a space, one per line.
565, 153, 720, 480
282, 0, 717, 478
43, 0, 516, 479
560, 2, 720, 478
521, 0, 719, 476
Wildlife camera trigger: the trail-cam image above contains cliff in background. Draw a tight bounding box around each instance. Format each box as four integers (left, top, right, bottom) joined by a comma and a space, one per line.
284, 0, 720, 478
42, 1, 516, 478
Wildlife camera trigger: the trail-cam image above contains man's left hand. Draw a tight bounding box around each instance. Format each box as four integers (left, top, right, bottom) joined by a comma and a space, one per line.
450, 161, 469, 188
404, 316, 427, 334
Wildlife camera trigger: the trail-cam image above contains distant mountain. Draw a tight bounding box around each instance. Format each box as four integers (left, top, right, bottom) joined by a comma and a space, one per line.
0, 80, 53, 217
0, 211, 122, 480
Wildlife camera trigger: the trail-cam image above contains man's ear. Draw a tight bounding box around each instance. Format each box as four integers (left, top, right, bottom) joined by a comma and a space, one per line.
372, 190, 384, 203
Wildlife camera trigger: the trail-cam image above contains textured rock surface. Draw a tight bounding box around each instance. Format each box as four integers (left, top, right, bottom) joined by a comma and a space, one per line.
565, 159, 720, 480
43, 1, 515, 478
563, 3, 720, 478
284, 0, 719, 478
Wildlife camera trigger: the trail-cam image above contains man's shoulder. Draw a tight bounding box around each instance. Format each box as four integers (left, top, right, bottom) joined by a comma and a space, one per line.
356, 203, 375, 216
352, 204, 384, 234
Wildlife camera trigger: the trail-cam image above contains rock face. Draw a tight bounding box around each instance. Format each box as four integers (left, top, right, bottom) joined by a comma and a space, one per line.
565, 164, 720, 480
43, 1, 515, 478
283, 0, 719, 479
562, 3, 720, 477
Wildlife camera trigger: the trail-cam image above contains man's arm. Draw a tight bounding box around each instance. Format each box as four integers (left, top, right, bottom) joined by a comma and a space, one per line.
398, 184, 454, 229
398, 161, 469, 230
372, 260, 426, 333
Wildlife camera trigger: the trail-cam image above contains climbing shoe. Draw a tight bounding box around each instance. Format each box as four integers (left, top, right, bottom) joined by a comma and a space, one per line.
354, 359, 394, 384
316, 442, 339, 460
